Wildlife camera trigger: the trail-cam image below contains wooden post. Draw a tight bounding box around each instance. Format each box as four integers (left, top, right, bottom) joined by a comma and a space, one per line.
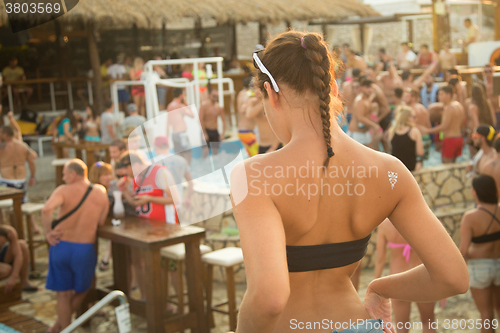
407, 20, 414, 45
432, 0, 451, 52
87, 20, 104, 114
285, 20, 292, 31
495, 0, 500, 40
360, 23, 365, 54
322, 23, 328, 41
231, 21, 237, 59
161, 21, 167, 54
259, 22, 268, 46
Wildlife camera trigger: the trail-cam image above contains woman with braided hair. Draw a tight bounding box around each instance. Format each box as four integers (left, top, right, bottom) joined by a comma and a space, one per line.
229, 31, 467, 333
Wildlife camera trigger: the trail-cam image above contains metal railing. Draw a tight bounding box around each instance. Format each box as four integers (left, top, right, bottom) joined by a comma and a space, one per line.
60, 290, 129, 333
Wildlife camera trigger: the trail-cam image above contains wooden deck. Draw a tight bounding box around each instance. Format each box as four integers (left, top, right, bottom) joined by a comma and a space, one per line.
0, 301, 48, 333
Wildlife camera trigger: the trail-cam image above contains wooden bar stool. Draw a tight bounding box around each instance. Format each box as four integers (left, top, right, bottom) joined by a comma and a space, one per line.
51, 158, 72, 186
21, 203, 46, 272
202, 247, 244, 332
160, 243, 212, 314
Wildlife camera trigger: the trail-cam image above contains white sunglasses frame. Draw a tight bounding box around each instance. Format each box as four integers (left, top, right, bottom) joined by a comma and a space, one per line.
253, 52, 280, 93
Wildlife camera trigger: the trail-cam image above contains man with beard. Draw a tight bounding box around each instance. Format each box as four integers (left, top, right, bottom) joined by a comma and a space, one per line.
199, 88, 226, 155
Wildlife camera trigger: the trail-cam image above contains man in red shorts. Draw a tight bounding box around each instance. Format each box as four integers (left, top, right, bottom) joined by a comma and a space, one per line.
420, 86, 465, 163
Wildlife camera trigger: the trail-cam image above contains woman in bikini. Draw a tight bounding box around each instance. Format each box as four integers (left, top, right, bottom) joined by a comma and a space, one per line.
229, 31, 468, 333
129, 57, 146, 117
375, 219, 439, 332
460, 174, 500, 333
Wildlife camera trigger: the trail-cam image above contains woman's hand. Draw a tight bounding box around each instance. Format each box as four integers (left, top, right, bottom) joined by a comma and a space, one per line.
364, 284, 396, 333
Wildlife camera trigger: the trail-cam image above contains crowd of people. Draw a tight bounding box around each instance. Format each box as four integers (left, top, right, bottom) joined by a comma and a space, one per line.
0, 18, 499, 333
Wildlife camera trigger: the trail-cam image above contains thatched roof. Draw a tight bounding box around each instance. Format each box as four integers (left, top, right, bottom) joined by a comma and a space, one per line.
0, 0, 379, 29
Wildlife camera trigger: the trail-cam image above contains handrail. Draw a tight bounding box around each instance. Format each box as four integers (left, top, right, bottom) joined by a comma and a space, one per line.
60, 290, 129, 333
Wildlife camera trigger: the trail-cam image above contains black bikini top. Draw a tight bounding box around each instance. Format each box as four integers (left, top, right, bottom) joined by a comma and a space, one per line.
471, 206, 500, 244
286, 234, 371, 272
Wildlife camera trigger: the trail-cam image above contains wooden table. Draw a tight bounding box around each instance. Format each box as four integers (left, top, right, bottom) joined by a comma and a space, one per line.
0, 187, 25, 240
54, 140, 110, 167
97, 217, 208, 333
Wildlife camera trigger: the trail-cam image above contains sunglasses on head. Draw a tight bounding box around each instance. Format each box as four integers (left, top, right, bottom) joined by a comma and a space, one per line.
115, 162, 130, 169
253, 49, 280, 93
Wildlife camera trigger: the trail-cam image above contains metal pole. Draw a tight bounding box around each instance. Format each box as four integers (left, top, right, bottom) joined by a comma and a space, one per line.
67, 81, 73, 110
50, 82, 56, 111
87, 80, 93, 106
7, 85, 14, 112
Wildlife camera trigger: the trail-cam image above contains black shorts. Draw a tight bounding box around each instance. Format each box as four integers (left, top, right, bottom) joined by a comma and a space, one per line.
379, 110, 393, 132
206, 129, 220, 143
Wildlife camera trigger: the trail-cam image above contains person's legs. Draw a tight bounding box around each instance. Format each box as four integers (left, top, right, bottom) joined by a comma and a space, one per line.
492, 285, 500, 319
130, 247, 146, 301
470, 287, 495, 333
416, 302, 437, 333
391, 299, 411, 333
23, 86, 33, 104
138, 95, 146, 117
0, 262, 12, 279
18, 240, 35, 288
54, 290, 73, 332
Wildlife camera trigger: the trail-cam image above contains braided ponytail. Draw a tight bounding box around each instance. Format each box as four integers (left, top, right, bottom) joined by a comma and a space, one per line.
301, 34, 335, 167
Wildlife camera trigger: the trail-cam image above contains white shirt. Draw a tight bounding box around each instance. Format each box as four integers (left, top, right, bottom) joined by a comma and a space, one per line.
107, 64, 128, 90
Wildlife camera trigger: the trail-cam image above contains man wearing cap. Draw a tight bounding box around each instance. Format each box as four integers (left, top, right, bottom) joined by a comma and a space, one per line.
467, 125, 497, 175
122, 103, 146, 135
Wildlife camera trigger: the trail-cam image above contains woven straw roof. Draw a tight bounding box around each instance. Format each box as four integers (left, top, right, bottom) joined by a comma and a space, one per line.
0, 0, 378, 28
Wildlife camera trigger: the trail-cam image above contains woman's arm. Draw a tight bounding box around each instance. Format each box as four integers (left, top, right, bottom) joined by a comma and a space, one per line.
459, 213, 472, 258
63, 121, 73, 141
368, 164, 468, 302
230, 161, 290, 333
411, 127, 424, 171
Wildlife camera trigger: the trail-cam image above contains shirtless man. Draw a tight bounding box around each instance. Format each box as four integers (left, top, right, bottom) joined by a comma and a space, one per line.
0, 225, 37, 293
482, 136, 500, 199
345, 49, 367, 78
401, 62, 438, 91
420, 86, 465, 163
166, 88, 194, 164
467, 125, 496, 176
341, 68, 362, 124
237, 79, 258, 157
403, 88, 431, 129
246, 88, 281, 154
376, 57, 403, 107
0, 126, 36, 203
41, 159, 108, 333
439, 41, 457, 73
199, 88, 226, 155
347, 79, 382, 149
483, 64, 500, 128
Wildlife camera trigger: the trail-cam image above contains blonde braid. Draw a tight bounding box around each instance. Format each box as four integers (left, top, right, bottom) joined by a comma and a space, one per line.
301, 34, 334, 167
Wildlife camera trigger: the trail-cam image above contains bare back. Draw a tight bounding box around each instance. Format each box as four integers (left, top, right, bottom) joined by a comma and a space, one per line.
0, 140, 29, 179
462, 206, 500, 259
412, 103, 431, 128
166, 100, 188, 133
239, 129, 427, 332
482, 158, 500, 200
378, 73, 401, 105
53, 182, 108, 244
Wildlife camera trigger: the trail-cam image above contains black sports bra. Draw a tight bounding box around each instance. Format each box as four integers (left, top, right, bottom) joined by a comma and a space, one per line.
286, 234, 371, 272
471, 206, 500, 244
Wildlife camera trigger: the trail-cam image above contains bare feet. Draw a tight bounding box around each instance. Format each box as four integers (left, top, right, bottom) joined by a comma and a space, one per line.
48, 320, 61, 333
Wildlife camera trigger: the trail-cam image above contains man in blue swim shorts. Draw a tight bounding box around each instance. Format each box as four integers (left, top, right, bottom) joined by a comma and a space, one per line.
41, 159, 109, 333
